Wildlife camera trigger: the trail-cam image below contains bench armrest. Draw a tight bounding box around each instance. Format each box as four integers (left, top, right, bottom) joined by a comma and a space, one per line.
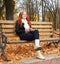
2, 33, 7, 49
53, 31, 60, 35
53, 31, 60, 38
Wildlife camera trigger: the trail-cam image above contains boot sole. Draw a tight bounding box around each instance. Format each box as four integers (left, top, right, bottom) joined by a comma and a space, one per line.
36, 57, 45, 60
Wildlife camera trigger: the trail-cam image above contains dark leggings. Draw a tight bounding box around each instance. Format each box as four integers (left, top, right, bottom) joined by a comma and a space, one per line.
20, 30, 39, 41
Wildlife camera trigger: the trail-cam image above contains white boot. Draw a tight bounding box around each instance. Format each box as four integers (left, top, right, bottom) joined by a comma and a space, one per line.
34, 39, 45, 59
36, 50, 45, 59
34, 39, 40, 49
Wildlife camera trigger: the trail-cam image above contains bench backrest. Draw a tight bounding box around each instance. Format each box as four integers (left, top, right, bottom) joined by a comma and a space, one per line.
0, 20, 53, 40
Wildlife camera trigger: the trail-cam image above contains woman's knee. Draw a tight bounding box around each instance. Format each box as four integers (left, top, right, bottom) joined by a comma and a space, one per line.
34, 30, 39, 36
34, 30, 39, 34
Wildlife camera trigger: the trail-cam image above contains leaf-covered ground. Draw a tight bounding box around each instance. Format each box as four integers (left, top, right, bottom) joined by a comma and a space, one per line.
0, 42, 60, 63
0, 34, 60, 63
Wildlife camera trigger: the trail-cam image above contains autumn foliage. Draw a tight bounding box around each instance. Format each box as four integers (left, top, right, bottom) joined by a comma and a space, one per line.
0, 34, 60, 63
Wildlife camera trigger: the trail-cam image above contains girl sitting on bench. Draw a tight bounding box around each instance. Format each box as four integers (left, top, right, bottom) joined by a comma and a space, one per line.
15, 11, 45, 59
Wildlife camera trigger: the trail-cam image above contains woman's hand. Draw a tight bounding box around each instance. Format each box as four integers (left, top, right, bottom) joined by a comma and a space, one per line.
25, 29, 30, 33
29, 28, 34, 31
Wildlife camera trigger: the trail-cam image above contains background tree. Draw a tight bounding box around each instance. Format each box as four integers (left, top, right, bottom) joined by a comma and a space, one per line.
3, 0, 15, 20
0, 0, 60, 30
0, 0, 15, 20
16, 0, 39, 21
0, 0, 5, 19
40, 0, 60, 30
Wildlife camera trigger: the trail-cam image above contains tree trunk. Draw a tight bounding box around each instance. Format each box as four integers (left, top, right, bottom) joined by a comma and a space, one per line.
53, 15, 56, 30
58, 16, 60, 31
4, 0, 15, 20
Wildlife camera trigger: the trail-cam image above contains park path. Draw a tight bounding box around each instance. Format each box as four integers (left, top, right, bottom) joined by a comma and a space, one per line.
3, 53, 60, 64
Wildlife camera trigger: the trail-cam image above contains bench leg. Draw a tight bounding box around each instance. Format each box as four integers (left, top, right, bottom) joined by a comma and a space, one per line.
47, 42, 51, 46
1, 48, 9, 61
50, 42, 59, 48
47, 42, 59, 48
53, 42, 59, 48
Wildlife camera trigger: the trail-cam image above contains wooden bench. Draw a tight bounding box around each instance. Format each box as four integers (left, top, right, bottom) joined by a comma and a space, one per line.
0, 20, 60, 61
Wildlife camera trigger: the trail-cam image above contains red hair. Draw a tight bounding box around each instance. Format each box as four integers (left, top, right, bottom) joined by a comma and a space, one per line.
18, 11, 31, 27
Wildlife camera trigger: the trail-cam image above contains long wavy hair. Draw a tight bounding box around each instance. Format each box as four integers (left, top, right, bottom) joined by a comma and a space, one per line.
18, 11, 31, 27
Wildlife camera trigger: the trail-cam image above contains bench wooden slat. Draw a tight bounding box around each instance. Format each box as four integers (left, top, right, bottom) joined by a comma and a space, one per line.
0, 20, 16, 24
2, 25, 15, 28
31, 22, 52, 25
40, 33, 53, 36
7, 38, 60, 44
3, 33, 53, 37
2, 29, 53, 33
2, 25, 52, 29
3, 33, 52, 37
39, 29, 53, 32
2, 29, 15, 32
4, 33, 16, 37
0, 21, 52, 24
32, 25, 52, 28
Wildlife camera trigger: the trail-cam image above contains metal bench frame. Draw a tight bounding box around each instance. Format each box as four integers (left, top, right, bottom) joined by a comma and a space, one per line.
0, 24, 9, 61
